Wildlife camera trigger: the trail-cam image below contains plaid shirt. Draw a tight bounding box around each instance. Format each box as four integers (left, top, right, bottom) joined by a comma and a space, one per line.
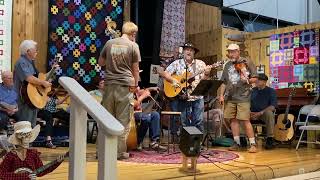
166, 58, 206, 101
0, 149, 62, 179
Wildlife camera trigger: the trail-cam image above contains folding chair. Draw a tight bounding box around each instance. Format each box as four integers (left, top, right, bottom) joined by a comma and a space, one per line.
296, 105, 320, 150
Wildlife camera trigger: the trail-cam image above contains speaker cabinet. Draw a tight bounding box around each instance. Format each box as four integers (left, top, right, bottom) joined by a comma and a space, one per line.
179, 126, 203, 157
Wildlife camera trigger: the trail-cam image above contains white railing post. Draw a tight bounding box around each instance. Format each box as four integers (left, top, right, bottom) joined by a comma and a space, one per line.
59, 77, 124, 180
98, 132, 118, 180
69, 97, 87, 180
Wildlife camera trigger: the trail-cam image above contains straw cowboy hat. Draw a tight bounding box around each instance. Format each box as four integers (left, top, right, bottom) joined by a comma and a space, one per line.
8, 121, 40, 145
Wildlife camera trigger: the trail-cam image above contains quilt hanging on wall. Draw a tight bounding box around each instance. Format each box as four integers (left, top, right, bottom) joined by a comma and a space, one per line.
269, 29, 320, 93
0, 0, 13, 81
48, 0, 124, 87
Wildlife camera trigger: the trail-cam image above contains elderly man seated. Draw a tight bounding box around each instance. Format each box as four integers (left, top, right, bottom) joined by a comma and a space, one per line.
250, 73, 277, 149
0, 71, 18, 134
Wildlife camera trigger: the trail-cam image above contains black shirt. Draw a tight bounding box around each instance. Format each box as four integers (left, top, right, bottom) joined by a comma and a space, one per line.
250, 86, 277, 112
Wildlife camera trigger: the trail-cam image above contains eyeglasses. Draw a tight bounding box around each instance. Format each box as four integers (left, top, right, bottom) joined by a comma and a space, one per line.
3, 77, 13, 79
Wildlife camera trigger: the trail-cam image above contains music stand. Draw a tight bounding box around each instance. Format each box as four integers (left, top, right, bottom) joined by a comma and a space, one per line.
191, 80, 223, 149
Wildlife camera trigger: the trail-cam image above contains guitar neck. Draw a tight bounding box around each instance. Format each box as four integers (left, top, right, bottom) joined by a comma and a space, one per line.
45, 68, 55, 81
35, 152, 68, 175
283, 89, 295, 120
186, 62, 221, 81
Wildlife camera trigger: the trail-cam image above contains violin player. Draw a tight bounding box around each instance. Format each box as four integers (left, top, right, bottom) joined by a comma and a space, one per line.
133, 86, 167, 152
219, 44, 258, 153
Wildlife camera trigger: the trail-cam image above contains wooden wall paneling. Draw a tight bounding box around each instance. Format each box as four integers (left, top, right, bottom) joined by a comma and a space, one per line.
12, 0, 48, 72
186, 1, 221, 36
12, 0, 26, 70
221, 28, 248, 60
34, 0, 48, 72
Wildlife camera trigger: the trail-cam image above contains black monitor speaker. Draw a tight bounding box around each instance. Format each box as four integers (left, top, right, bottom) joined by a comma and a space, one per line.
179, 126, 203, 157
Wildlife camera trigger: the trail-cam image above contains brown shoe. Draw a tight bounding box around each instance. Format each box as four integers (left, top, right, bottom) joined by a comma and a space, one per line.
228, 143, 240, 151
248, 144, 257, 153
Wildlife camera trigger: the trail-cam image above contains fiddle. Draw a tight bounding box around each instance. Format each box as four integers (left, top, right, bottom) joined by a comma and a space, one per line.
234, 60, 250, 84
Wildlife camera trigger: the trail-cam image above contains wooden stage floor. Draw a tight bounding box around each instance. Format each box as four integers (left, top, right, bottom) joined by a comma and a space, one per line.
35, 143, 320, 180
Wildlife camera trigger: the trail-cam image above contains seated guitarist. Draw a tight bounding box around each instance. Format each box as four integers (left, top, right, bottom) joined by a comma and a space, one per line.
0, 121, 63, 179
159, 43, 207, 137
250, 74, 277, 149
134, 87, 166, 151
13, 40, 53, 128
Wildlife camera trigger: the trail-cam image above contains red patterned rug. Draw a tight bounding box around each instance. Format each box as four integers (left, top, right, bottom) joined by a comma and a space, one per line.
123, 149, 239, 164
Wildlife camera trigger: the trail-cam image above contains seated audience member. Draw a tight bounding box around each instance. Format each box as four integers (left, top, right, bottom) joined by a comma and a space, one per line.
0, 71, 18, 133
134, 87, 166, 151
37, 90, 70, 148
89, 79, 105, 103
250, 73, 277, 149
0, 121, 63, 179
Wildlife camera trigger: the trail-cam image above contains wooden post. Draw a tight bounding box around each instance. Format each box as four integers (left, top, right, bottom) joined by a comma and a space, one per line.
98, 131, 118, 180
69, 98, 87, 180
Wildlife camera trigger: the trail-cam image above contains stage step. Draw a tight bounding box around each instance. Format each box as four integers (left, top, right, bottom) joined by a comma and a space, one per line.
272, 171, 320, 180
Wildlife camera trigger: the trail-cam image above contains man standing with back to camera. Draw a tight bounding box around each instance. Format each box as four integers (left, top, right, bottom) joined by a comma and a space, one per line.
99, 21, 141, 160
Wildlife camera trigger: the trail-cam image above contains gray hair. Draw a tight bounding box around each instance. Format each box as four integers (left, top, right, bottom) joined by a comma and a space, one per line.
1, 70, 12, 79
19, 40, 37, 55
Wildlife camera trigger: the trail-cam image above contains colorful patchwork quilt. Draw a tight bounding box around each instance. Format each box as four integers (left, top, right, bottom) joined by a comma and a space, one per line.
269, 29, 319, 93
48, 0, 124, 87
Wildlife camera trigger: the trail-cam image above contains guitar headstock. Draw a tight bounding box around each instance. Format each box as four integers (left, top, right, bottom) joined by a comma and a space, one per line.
289, 87, 296, 97
207, 61, 224, 69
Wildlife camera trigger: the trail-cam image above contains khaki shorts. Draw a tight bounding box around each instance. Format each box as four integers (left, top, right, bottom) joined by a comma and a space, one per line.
224, 101, 250, 120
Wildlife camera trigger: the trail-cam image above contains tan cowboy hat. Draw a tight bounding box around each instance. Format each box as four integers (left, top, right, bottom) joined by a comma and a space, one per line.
8, 121, 40, 145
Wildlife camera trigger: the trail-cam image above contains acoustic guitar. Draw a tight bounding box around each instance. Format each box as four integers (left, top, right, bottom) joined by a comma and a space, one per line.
14, 151, 68, 180
274, 88, 296, 142
20, 59, 58, 109
163, 61, 223, 98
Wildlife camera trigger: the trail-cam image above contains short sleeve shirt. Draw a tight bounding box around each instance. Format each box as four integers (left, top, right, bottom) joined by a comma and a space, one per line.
13, 55, 37, 93
166, 59, 206, 101
99, 37, 141, 86
0, 84, 18, 106
220, 57, 257, 102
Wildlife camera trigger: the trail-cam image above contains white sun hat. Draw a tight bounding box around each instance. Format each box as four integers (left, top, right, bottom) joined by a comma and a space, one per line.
8, 121, 40, 145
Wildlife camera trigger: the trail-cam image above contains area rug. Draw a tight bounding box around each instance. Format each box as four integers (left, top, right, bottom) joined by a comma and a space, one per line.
123, 149, 239, 164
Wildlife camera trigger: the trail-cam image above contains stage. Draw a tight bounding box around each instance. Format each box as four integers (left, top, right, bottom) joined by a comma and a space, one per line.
36, 143, 320, 180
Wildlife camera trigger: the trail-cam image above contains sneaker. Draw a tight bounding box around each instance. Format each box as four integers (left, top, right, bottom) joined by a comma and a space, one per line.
45, 140, 57, 149
137, 143, 143, 151
264, 137, 274, 150
228, 143, 240, 151
149, 141, 167, 152
117, 152, 130, 160
248, 144, 257, 153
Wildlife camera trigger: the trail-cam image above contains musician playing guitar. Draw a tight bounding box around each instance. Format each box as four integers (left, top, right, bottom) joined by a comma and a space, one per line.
159, 43, 209, 137
0, 121, 64, 179
13, 40, 55, 128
